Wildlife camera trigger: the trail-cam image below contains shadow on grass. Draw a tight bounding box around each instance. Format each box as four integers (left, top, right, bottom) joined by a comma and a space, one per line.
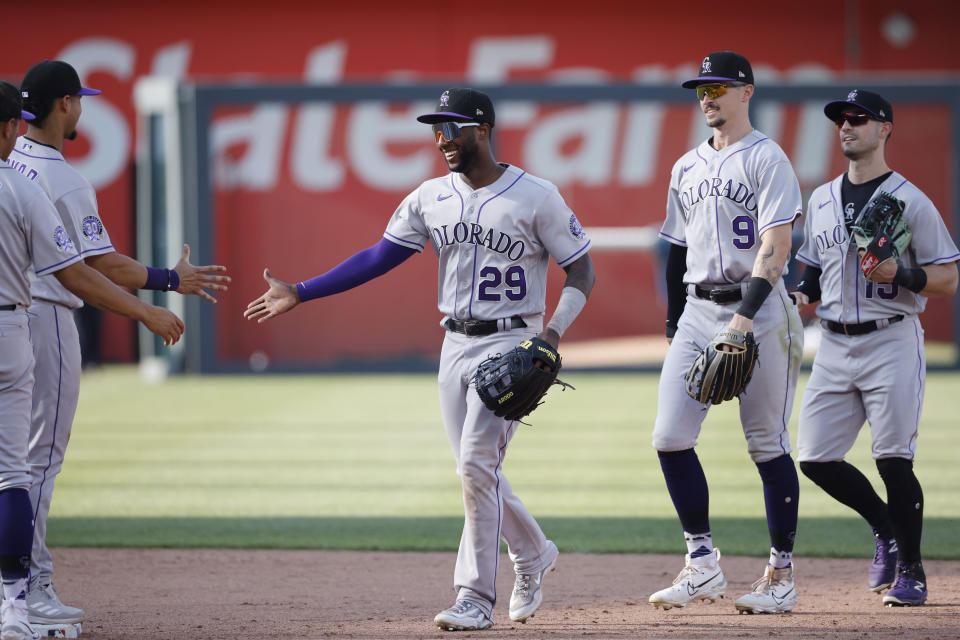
47, 516, 959, 559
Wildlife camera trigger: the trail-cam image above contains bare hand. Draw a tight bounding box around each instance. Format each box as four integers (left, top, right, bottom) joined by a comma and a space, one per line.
144, 306, 185, 346
244, 268, 299, 323
869, 259, 898, 283
790, 291, 810, 309
174, 244, 231, 303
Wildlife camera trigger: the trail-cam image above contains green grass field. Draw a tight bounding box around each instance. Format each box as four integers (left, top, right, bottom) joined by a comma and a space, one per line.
48, 367, 960, 559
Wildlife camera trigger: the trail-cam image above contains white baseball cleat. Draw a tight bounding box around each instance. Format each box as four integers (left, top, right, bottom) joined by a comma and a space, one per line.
509, 557, 558, 622
25, 583, 84, 625
1, 595, 39, 640
434, 600, 493, 631
649, 548, 727, 610
735, 564, 798, 614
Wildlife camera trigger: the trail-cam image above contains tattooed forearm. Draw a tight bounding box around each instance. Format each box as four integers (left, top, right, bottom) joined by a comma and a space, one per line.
752, 225, 792, 286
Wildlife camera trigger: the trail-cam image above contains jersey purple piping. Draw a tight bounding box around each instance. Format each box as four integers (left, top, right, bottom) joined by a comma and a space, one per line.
909, 318, 923, 458
79, 245, 115, 256
714, 136, 768, 284
658, 231, 687, 246
794, 251, 820, 267
451, 176, 466, 320
35, 254, 82, 276
32, 305, 64, 540
383, 230, 424, 250
12, 148, 65, 162
830, 180, 846, 323
888, 178, 908, 195
467, 171, 526, 319
933, 252, 960, 263
492, 421, 516, 605
758, 212, 800, 235
777, 291, 795, 454
558, 239, 591, 267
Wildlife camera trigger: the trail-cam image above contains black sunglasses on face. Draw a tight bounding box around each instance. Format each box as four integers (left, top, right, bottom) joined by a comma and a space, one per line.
834, 112, 874, 128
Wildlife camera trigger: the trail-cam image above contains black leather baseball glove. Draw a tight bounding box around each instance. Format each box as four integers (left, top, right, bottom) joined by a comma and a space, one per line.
851, 191, 911, 281
685, 328, 759, 405
474, 337, 572, 422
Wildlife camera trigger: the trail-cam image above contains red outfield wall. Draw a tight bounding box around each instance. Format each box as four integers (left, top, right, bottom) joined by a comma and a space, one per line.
5, 1, 958, 365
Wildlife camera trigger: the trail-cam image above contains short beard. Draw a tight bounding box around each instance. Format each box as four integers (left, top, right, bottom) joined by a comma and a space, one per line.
450, 139, 478, 174
706, 114, 726, 129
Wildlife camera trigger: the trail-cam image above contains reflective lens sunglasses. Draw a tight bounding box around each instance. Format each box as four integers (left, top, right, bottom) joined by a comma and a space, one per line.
696, 82, 746, 101
833, 112, 873, 128
432, 121, 480, 142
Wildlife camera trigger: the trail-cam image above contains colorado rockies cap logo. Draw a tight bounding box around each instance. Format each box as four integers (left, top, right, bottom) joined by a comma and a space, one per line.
847, 90, 858, 101
81, 215, 104, 242
439, 90, 450, 107
701, 57, 712, 72
568, 213, 585, 239
54, 226, 75, 253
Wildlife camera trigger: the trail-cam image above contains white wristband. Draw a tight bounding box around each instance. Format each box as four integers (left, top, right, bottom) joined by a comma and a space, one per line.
546, 286, 588, 337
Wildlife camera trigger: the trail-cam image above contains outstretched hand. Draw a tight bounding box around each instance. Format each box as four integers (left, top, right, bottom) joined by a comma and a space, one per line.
244, 268, 300, 323
174, 244, 231, 303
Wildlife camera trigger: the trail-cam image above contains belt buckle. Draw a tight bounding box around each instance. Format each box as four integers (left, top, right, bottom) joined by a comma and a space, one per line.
462, 321, 479, 336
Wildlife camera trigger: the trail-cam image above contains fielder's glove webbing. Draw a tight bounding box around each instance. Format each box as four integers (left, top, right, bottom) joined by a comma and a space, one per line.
474, 337, 573, 423
851, 192, 911, 281
685, 328, 759, 405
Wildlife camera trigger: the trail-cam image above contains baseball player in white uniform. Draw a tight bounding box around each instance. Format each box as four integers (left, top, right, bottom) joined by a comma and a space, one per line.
12, 60, 229, 626
245, 88, 595, 632
0, 81, 183, 640
650, 52, 804, 614
793, 89, 960, 607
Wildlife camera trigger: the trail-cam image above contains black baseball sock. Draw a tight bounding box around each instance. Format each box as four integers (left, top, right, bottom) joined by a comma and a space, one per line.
877, 457, 924, 565
756, 454, 798, 553
799, 460, 892, 535
658, 449, 710, 537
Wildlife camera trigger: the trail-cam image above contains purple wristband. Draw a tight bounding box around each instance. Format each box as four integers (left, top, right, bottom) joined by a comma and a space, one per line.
144, 267, 180, 291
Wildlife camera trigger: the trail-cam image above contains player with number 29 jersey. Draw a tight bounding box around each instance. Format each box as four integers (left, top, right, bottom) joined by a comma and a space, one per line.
386, 164, 590, 323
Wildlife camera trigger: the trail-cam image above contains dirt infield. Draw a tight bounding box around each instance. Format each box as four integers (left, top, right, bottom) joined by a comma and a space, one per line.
53, 548, 959, 639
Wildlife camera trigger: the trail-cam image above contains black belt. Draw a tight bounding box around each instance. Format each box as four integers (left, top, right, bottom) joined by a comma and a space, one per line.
694, 285, 743, 304
444, 315, 527, 336
824, 315, 904, 336
0, 304, 16, 311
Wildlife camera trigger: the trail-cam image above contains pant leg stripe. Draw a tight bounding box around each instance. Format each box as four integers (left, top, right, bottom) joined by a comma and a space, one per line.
33, 305, 64, 528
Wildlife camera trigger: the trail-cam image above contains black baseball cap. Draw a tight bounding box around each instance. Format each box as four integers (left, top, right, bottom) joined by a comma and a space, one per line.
824, 89, 893, 124
417, 88, 495, 127
0, 81, 34, 121
682, 51, 754, 89
20, 60, 101, 102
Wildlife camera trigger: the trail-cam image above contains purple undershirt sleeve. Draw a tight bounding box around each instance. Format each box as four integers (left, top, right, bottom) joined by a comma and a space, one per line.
295, 237, 417, 302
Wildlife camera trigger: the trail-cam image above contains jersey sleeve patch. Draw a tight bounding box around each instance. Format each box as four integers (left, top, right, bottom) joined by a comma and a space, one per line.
568, 213, 586, 240
53, 226, 76, 253
81, 215, 105, 242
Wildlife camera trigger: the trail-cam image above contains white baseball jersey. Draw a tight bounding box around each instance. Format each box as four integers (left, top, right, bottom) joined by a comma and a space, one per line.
7, 136, 115, 308
796, 172, 960, 323
0, 165, 83, 307
384, 163, 591, 322
659, 130, 803, 283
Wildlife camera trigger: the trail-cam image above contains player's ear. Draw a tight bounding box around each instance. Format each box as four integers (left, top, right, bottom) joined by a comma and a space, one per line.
742, 84, 755, 101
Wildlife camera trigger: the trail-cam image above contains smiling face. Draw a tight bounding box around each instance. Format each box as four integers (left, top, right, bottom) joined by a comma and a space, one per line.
435, 121, 486, 174
836, 109, 891, 161
697, 82, 752, 129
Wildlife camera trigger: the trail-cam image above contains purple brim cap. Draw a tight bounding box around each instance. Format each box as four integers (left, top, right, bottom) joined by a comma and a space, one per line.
681, 75, 745, 89
416, 111, 474, 124
21, 110, 35, 121
77, 87, 101, 96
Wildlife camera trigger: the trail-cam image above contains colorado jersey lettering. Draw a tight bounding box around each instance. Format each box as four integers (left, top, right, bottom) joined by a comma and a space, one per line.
385, 163, 591, 321
660, 130, 803, 285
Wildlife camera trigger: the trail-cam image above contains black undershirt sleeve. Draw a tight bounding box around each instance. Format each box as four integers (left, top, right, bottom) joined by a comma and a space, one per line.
794, 265, 823, 303
665, 244, 688, 338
